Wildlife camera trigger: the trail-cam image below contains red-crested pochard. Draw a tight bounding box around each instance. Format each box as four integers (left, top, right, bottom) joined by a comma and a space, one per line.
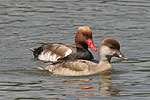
38, 38, 128, 76
30, 26, 97, 62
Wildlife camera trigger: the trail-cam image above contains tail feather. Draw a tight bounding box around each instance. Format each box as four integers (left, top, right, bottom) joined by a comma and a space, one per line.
30, 47, 43, 58
30, 48, 35, 52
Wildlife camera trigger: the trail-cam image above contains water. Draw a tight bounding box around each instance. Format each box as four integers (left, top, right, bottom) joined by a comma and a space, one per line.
0, 0, 150, 99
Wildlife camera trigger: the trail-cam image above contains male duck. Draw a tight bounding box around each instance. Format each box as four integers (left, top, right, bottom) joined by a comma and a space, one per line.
30, 26, 97, 62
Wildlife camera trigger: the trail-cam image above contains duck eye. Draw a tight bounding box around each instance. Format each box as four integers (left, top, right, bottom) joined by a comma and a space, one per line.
109, 45, 114, 49
82, 32, 86, 36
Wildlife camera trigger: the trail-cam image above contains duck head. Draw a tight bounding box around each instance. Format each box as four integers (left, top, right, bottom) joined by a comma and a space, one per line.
75, 26, 97, 51
99, 38, 128, 62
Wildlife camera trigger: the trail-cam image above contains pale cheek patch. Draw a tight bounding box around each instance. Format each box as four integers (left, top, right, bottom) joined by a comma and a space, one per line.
100, 46, 111, 55
65, 49, 72, 57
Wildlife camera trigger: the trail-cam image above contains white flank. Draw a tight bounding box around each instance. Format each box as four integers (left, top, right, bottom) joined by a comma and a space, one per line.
38, 51, 61, 62
50, 55, 53, 61
52, 54, 57, 62
38, 52, 52, 61
38, 49, 72, 61
65, 49, 72, 57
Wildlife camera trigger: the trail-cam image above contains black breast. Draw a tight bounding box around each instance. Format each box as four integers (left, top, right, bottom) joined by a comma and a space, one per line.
57, 47, 94, 62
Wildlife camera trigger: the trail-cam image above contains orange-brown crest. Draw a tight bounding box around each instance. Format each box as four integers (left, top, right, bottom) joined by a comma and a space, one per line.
75, 26, 92, 44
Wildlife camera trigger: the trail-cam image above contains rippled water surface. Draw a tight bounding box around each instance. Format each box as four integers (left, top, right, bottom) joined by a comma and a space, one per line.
0, 0, 150, 100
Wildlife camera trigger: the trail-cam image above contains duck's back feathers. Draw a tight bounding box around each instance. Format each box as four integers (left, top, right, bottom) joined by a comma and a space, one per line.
31, 43, 94, 62
30, 43, 76, 61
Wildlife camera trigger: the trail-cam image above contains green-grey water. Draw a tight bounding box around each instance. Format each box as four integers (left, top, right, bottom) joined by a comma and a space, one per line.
0, 0, 150, 100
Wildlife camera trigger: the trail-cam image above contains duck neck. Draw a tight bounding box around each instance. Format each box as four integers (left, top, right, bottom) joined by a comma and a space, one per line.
95, 55, 112, 72
98, 46, 112, 64
76, 42, 88, 50
99, 55, 112, 64
97, 50, 113, 70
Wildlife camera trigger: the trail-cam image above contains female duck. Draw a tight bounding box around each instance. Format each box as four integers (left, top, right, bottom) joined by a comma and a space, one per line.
30, 26, 97, 62
38, 38, 128, 76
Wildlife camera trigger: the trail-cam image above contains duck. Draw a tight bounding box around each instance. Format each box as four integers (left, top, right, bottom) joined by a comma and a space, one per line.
38, 38, 128, 76
30, 26, 97, 62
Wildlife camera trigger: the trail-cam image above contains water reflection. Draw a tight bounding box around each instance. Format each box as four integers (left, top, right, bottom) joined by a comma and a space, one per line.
98, 75, 120, 97
55, 73, 120, 98
0, 0, 150, 99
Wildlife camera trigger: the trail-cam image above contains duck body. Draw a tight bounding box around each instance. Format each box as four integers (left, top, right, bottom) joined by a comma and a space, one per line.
39, 60, 112, 76
38, 38, 128, 76
31, 43, 94, 62
30, 26, 97, 62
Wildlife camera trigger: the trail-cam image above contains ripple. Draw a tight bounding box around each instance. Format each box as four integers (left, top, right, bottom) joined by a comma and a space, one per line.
0, 0, 150, 100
